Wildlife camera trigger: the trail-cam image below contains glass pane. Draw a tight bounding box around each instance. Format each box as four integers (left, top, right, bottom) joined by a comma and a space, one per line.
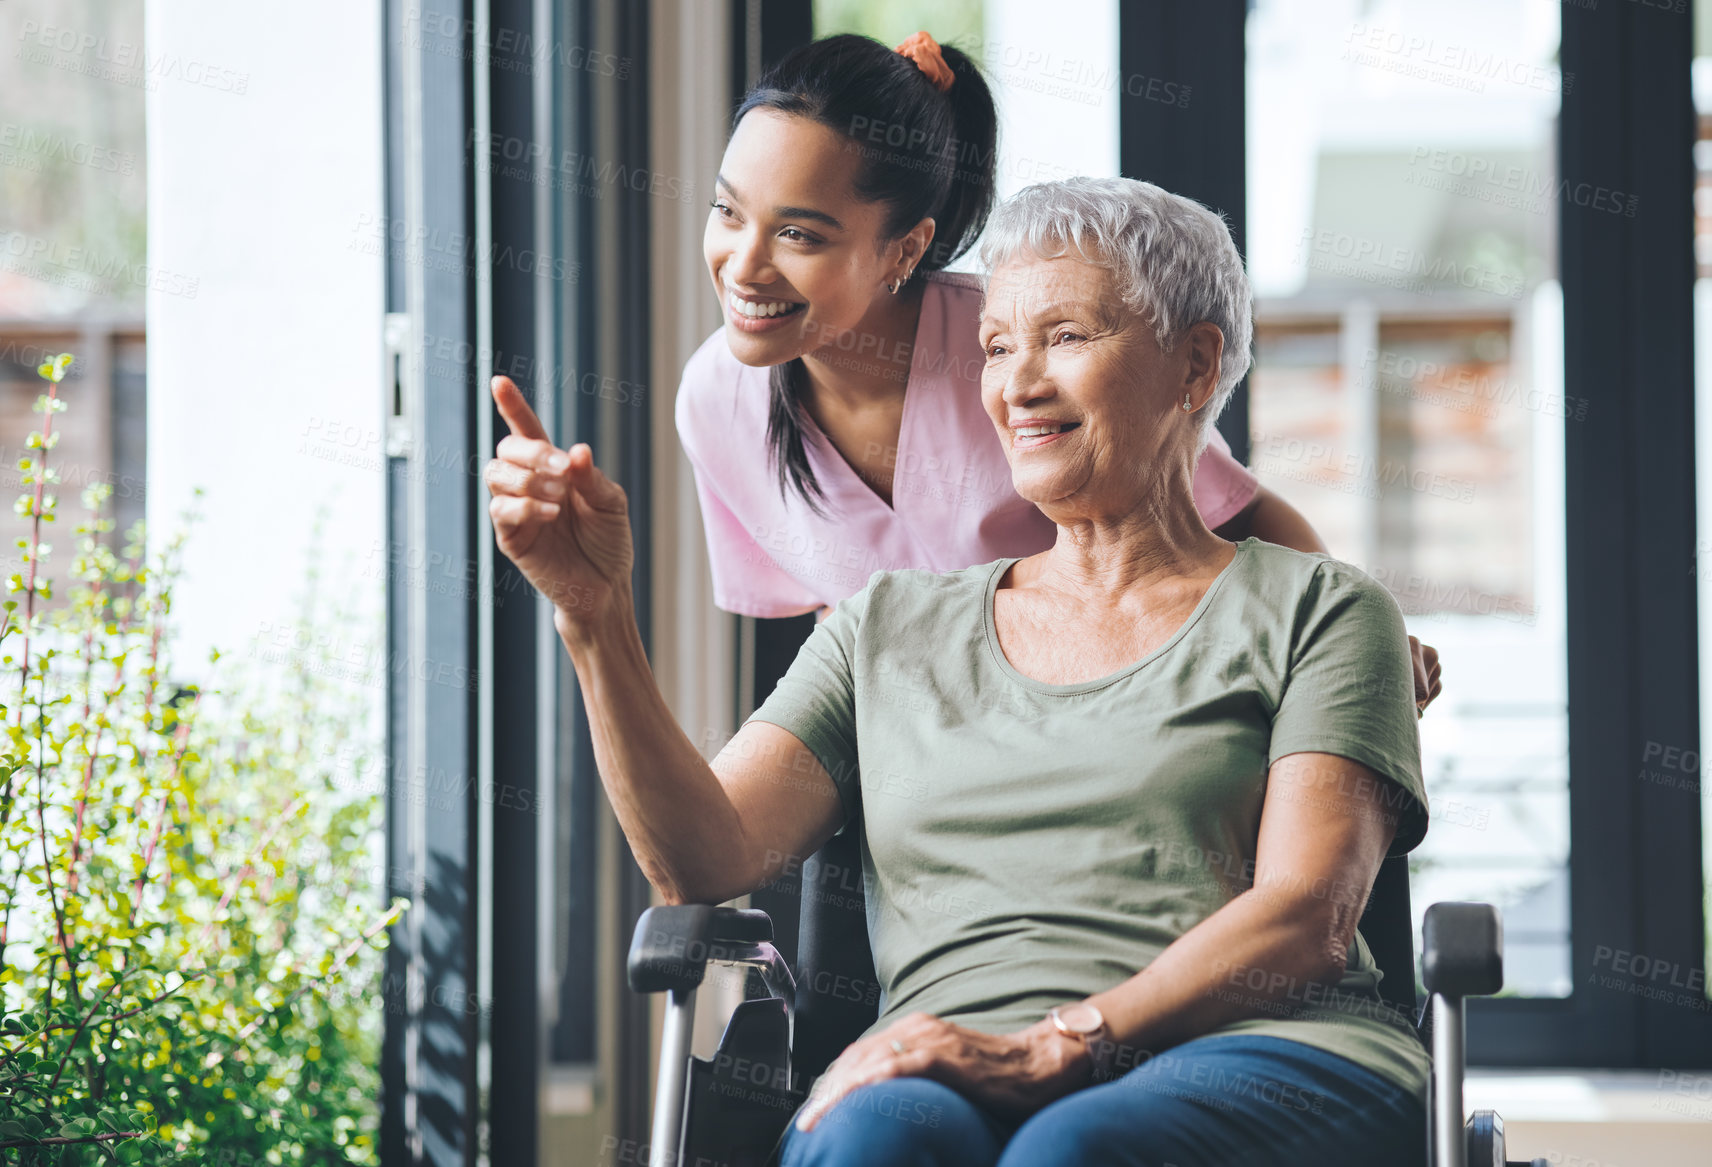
1247, 0, 1571, 996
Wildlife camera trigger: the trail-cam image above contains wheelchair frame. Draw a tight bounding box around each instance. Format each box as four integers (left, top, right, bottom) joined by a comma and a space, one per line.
629, 880, 1538, 1167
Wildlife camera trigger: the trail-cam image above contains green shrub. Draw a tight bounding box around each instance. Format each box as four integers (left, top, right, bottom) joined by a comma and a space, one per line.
0, 354, 402, 1164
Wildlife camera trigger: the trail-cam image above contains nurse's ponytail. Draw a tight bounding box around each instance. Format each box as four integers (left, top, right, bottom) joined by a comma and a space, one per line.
736, 33, 998, 512
918, 41, 999, 272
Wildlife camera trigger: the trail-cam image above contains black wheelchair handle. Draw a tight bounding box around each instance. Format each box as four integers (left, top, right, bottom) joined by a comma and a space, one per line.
1422, 901, 1504, 999
627, 904, 776, 994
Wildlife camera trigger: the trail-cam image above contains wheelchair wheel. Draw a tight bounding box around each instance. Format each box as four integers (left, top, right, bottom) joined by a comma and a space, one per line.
1465, 1109, 1504, 1166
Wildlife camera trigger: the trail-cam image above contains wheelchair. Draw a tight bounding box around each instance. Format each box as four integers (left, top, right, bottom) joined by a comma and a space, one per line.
628, 827, 1544, 1167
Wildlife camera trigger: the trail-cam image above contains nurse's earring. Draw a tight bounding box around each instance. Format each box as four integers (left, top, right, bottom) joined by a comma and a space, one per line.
1182, 392, 1193, 411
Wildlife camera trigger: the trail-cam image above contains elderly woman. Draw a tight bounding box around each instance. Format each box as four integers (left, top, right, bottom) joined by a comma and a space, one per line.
484, 177, 1431, 1166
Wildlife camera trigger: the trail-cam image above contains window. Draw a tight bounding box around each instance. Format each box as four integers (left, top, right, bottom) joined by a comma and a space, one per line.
3, 0, 395, 1160
1246, 0, 1572, 996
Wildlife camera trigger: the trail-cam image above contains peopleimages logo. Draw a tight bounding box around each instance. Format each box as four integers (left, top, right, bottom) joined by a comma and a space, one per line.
466, 128, 695, 204
15, 20, 251, 94
1362, 348, 1591, 423
350, 211, 580, 282
0, 123, 137, 174
1405, 148, 1637, 218
1341, 23, 1570, 96
1298, 229, 1523, 300
407, 12, 634, 80
0, 233, 199, 299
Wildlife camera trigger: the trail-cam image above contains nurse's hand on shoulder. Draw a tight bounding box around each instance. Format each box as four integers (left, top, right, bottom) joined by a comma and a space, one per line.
1410, 635, 1443, 715
485, 375, 633, 624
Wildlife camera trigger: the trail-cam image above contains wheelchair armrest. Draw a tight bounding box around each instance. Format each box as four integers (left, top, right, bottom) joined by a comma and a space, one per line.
1421, 903, 1506, 1167
1421, 901, 1504, 999
627, 904, 776, 994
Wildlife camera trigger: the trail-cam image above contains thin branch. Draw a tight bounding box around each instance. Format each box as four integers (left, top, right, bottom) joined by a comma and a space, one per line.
201, 904, 400, 1071
190, 794, 307, 961
0, 970, 207, 1069
14, 369, 62, 732
65, 731, 104, 895
128, 694, 200, 927
0, 609, 14, 827
47, 972, 124, 1088
34, 723, 81, 1008
66, 598, 121, 898
126, 792, 171, 929
0, 1133, 144, 1150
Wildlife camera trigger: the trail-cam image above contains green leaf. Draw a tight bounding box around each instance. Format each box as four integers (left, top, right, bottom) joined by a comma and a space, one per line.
36, 353, 73, 382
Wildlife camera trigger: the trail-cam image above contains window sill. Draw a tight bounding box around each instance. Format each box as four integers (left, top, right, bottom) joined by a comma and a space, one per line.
1467, 1068, 1710, 1123
1465, 1072, 1712, 1166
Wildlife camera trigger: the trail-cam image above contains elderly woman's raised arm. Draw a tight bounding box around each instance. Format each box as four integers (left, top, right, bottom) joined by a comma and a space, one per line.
484, 375, 843, 905
563, 608, 844, 904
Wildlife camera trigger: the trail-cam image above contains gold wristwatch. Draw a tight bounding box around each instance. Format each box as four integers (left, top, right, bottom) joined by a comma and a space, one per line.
1047, 1001, 1114, 1082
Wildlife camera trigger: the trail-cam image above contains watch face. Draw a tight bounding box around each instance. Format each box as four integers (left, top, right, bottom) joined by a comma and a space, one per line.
1053, 1002, 1104, 1035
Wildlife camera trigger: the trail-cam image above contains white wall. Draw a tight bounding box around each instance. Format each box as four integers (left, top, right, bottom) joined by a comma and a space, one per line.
144, 2, 385, 701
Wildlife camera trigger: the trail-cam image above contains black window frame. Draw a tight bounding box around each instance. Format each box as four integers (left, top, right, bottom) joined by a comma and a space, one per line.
380, 0, 658, 1163
379, 2, 481, 1163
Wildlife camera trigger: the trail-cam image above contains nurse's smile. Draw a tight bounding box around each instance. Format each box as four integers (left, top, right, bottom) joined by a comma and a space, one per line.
722, 276, 808, 332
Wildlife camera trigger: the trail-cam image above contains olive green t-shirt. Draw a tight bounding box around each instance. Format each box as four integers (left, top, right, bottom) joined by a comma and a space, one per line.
746, 538, 1432, 1098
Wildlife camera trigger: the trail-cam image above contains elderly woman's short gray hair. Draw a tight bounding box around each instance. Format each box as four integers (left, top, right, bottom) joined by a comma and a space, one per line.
979, 177, 1253, 446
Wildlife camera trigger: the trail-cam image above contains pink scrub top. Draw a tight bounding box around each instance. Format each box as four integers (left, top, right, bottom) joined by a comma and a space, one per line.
674, 270, 1260, 618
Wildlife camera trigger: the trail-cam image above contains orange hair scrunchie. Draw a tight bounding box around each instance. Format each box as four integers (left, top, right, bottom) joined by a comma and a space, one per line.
895, 31, 955, 93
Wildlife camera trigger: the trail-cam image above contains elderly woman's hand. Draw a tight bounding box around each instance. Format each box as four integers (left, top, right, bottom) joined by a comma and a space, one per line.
793, 1012, 1091, 1133
485, 375, 634, 627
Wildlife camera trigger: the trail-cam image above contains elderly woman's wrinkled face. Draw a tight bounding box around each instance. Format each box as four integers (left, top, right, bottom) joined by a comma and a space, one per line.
978, 254, 1217, 511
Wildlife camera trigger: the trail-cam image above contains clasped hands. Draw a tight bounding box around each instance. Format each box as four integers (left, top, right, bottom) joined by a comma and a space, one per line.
792, 1011, 1094, 1134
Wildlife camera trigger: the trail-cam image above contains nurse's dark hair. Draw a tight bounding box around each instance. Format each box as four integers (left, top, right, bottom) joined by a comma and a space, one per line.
734, 33, 998, 513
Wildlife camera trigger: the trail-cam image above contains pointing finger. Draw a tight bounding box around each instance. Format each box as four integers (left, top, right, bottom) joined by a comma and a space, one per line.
492, 375, 549, 442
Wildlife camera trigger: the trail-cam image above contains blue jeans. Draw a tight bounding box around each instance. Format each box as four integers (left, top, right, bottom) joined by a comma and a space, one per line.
777, 1034, 1427, 1167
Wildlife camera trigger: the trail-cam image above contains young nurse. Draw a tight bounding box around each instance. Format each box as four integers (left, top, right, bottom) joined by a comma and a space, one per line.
492, 31, 1441, 706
